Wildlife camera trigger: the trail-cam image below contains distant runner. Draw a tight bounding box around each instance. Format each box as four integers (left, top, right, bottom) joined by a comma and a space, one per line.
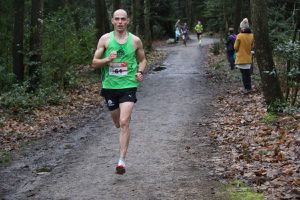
194, 20, 203, 45
181, 22, 189, 46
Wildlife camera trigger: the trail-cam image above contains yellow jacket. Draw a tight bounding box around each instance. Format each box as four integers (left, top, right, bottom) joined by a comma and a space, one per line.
234, 33, 254, 64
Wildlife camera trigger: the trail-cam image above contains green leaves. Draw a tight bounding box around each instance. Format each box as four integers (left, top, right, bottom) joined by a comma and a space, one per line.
275, 40, 300, 62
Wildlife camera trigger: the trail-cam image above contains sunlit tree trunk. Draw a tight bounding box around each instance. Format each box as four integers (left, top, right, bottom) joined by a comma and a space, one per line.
251, 0, 283, 106
29, 0, 43, 90
12, 0, 24, 82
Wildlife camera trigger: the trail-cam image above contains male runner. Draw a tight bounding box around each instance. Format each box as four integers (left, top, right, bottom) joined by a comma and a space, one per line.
92, 9, 147, 174
194, 20, 203, 45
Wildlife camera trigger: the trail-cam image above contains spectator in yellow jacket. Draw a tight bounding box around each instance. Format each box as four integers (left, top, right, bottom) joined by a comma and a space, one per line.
234, 18, 254, 94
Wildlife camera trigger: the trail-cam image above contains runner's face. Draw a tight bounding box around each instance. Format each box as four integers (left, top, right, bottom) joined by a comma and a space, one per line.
112, 11, 128, 32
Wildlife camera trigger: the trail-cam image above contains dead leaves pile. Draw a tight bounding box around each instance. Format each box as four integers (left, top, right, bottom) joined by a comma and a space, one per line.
205, 67, 300, 198
0, 75, 103, 152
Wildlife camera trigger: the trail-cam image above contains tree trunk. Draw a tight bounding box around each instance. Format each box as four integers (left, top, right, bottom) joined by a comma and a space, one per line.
112, 0, 121, 12
143, 0, 152, 50
186, 0, 192, 28
222, 0, 228, 33
29, 0, 43, 90
291, 3, 300, 105
250, 0, 284, 106
73, 9, 80, 33
95, 0, 110, 41
234, 0, 242, 34
131, 0, 141, 35
12, 0, 25, 82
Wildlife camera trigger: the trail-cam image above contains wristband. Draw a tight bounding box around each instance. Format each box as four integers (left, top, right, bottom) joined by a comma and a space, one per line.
137, 70, 144, 75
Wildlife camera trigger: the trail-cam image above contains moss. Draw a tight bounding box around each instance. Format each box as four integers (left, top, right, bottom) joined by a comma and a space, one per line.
261, 112, 277, 124
218, 180, 264, 200
0, 151, 12, 165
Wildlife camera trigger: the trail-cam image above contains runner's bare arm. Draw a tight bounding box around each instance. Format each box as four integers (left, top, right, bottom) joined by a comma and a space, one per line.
135, 37, 147, 73
92, 34, 117, 69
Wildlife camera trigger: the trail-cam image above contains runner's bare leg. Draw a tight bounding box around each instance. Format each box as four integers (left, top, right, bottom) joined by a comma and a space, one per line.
111, 108, 120, 128
118, 102, 134, 159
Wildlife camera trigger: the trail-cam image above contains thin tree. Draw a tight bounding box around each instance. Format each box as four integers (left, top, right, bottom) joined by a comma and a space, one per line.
143, 0, 152, 50
186, 0, 193, 28
291, 3, 300, 105
12, 0, 25, 82
250, 0, 284, 106
234, 0, 242, 34
29, 0, 43, 90
222, 0, 228, 33
131, 0, 141, 35
95, 0, 110, 41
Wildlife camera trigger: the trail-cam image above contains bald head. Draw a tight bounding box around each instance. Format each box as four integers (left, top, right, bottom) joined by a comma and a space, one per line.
113, 9, 128, 18
111, 9, 129, 32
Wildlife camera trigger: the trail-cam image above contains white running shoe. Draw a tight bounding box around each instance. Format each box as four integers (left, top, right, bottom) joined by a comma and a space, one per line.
116, 159, 126, 175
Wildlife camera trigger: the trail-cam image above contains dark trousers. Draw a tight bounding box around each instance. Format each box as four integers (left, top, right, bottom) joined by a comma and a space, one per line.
227, 51, 235, 69
240, 68, 252, 90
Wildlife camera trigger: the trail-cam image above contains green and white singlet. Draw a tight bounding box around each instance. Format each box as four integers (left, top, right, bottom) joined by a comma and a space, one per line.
101, 31, 139, 89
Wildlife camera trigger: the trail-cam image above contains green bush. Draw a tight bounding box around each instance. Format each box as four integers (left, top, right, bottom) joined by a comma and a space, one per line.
0, 64, 16, 93
267, 99, 287, 113
0, 82, 65, 115
210, 42, 222, 55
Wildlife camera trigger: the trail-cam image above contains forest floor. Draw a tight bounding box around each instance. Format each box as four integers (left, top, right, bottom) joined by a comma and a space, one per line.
205, 41, 300, 200
0, 35, 299, 200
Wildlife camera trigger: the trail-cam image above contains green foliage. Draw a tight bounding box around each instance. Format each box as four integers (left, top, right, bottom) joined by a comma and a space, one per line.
283, 106, 300, 114
0, 4, 97, 114
0, 64, 16, 93
267, 99, 287, 113
152, 24, 167, 39
0, 151, 12, 165
210, 42, 222, 55
41, 8, 95, 90
275, 40, 300, 63
274, 40, 300, 86
202, 0, 223, 32
0, 82, 65, 115
267, 1, 295, 44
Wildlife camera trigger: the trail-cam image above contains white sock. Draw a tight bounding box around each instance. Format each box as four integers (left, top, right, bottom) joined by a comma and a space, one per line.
118, 159, 125, 167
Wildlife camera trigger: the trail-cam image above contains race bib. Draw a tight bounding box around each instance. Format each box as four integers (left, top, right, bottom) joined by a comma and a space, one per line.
109, 62, 128, 76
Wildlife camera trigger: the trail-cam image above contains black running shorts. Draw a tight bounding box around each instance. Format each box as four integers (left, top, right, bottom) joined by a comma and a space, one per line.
100, 88, 137, 111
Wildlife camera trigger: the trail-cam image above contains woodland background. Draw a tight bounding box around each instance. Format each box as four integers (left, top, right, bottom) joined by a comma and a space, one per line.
0, 0, 299, 199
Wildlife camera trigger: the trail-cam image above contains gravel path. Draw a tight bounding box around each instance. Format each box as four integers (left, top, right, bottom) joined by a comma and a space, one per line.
0, 36, 226, 200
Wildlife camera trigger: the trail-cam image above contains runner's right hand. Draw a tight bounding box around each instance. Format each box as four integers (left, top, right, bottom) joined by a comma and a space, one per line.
109, 51, 117, 61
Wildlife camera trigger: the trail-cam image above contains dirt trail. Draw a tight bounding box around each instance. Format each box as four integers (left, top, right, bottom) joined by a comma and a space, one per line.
0, 36, 226, 200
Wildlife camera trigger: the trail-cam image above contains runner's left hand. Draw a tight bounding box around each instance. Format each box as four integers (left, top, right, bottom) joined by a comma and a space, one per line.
135, 72, 143, 82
